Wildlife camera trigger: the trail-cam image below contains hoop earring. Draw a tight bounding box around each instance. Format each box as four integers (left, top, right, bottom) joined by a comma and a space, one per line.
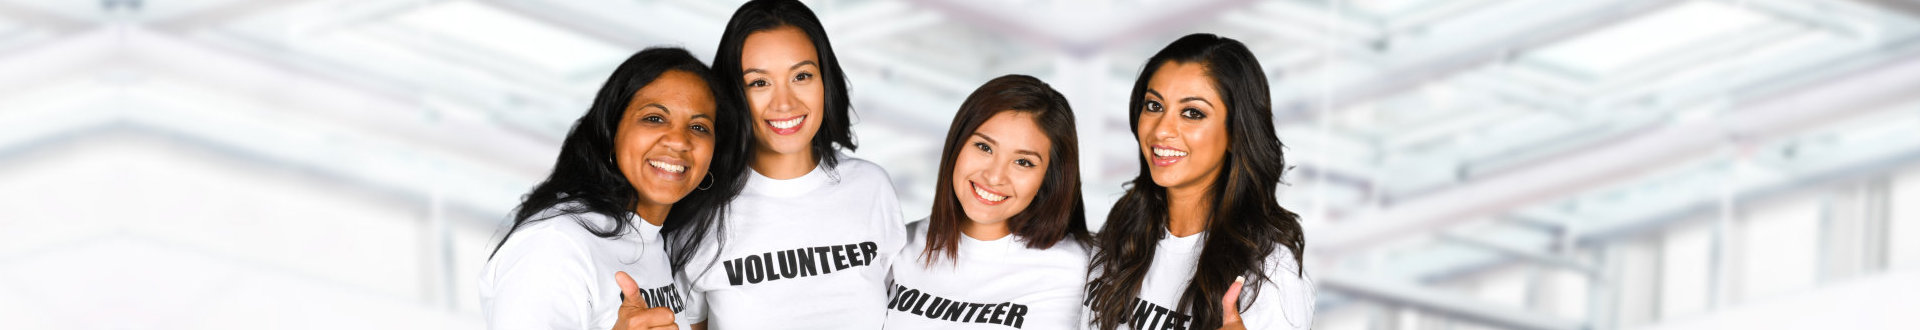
696, 172, 715, 191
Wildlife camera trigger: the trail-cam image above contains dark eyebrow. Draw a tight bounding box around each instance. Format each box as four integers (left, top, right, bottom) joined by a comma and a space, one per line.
1179, 96, 1213, 107
1145, 89, 1163, 100
1013, 149, 1044, 160
972, 132, 997, 145
974, 132, 1045, 160
641, 103, 668, 112
742, 60, 817, 77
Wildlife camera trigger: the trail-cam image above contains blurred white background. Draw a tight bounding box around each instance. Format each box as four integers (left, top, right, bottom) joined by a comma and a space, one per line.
2, 0, 1920, 329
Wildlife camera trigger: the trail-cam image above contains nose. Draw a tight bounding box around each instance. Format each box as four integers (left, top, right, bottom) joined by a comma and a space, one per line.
1150, 115, 1178, 142
768, 81, 797, 115
982, 157, 1011, 187
661, 126, 692, 153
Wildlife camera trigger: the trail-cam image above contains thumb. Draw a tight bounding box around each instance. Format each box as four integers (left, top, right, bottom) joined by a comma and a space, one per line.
616, 271, 648, 308
1222, 275, 1244, 324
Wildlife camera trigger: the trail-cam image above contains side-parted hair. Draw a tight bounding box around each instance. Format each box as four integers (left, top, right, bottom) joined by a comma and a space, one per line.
712, 0, 858, 169
1085, 33, 1307, 330
922, 74, 1089, 266
490, 47, 752, 275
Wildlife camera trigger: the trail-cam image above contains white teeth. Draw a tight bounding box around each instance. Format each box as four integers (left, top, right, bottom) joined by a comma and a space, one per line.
769, 116, 803, 129
648, 160, 685, 173
1153, 148, 1187, 157
973, 185, 1007, 202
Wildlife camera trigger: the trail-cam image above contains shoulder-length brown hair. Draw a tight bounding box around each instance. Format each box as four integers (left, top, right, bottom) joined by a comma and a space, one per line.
921, 74, 1089, 266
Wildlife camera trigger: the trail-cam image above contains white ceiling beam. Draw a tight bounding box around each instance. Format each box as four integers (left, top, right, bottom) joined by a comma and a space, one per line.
1271, 0, 1675, 121
906, 0, 1253, 55
1312, 33, 1920, 255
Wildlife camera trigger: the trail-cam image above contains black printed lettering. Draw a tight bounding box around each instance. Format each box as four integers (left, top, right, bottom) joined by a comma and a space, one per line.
723, 259, 744, 286
1007, 304, 1027, 328
886, 283, 1033, 328
713, 242, 880, 287
860, 241, 878, 265
911, 291, 931, 315
744, 254, 765, 284
777, 250, 798, 279
832, 245, 849, 270
1114, 298, 1193, 330
798, 248, 819, 276
812, 247, 833, 273
760, 252, 777, 281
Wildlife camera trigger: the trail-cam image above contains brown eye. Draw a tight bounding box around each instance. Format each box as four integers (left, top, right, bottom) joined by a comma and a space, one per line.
794, 72, 814, 82
1180, 108, 1205, 120
1144, 100, 1164, 113
746, 79, 768, 88
1014, 158, 1036, 168
691, 123, 711, 134
973, 141, 991, 154
643, 114, 667, 124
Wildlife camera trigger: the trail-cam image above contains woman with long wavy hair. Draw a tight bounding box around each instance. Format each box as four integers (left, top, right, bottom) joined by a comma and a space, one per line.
1083, 33, 1316, 330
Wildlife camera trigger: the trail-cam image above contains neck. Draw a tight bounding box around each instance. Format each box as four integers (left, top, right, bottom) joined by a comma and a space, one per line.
960, 219, 1012, 241
1165, 183, 1212, 237
752, 148, 818, 180
631, 201, 669, 226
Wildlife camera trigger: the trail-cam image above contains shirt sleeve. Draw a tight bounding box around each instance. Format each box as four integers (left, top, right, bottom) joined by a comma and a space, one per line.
481, 229, 596, 330
671, 227, 716, 326
867, 164, 909, 270
674, 265, 708, 328
1243, 254, 1315, 330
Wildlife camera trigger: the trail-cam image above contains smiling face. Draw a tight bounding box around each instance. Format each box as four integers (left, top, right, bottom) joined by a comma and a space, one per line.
950, 111, 1052, 237
739, 26, 825, 161
1137, 61, 1229, 193
614, 70, 718, 218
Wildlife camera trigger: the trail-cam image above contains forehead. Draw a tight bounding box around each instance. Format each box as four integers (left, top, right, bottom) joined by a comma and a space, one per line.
1145, 61, 1220, 102
629, 70, 716, 116
740, 26, 818, 67
974, 110, 1051, 153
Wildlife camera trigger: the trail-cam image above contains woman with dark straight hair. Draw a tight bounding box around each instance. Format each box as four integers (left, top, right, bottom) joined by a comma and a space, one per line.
479, 46, 751, 330
1083, 34, 1316, 330
673, 1, 907, 329
884, 74, 1090, 329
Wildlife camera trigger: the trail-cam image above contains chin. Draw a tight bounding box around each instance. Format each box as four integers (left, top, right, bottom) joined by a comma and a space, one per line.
1146, 171, 1175, 186
644, 188, 692, 203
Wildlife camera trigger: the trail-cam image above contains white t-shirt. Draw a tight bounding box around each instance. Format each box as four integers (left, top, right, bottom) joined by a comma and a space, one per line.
1091, 230, 1315, 330
479, 203, 701, 330
675, 155, 908, 329
884, 219, 1090, 329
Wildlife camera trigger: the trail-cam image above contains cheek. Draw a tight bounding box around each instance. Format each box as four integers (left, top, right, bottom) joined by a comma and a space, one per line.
613, 130, 642, 161
950, 153, 984, 182
1192, 124, 1229, 163
801, 85, 827, 114
746, 92, 772, 115
1015, 171, 1046, 203
691, 140, 715, 174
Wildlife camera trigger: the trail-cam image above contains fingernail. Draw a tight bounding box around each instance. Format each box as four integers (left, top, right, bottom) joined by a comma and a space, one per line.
1235, 276, 1245, 284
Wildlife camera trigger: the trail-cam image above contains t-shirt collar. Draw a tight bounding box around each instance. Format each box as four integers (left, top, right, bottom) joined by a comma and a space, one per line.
744, 159, 832, 198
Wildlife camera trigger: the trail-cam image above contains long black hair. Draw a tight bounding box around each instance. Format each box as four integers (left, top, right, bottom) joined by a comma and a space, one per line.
711, 0, 858, 170
1085, 33, 1306, 330
489, 47, 751, 274
922, 74, 1088, 266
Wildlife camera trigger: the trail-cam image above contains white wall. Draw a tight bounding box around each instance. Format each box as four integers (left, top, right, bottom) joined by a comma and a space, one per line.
0, 132, 490, 329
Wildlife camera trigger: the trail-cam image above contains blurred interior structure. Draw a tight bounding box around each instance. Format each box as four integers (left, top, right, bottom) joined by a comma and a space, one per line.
2, 0, 1920, 329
